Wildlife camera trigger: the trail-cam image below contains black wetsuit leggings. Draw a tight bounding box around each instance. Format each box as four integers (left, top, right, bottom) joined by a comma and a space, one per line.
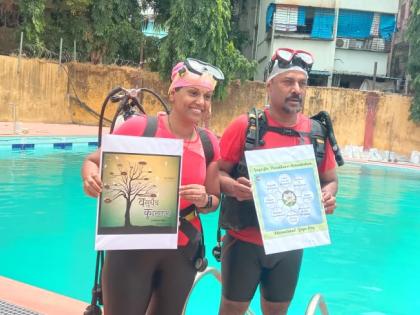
221, 234, 303, 303
102, 248, 197, 315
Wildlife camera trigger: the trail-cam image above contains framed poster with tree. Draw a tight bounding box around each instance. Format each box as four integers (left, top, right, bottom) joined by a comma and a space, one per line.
95, 134, 183, 250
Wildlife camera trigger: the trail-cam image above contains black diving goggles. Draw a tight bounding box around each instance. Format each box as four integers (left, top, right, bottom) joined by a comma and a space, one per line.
184, 58, 225, 81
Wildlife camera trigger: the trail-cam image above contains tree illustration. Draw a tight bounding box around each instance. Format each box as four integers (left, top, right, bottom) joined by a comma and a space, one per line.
103, 159, 157, 227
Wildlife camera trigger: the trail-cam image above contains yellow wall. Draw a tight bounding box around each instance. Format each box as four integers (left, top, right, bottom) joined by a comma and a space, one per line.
211, 80, 267, 135
67, 62, 169, 125
0, 56, 70, 123
1, 55, 419, 156
374, 93, 420, 155
303, 88, 373, 151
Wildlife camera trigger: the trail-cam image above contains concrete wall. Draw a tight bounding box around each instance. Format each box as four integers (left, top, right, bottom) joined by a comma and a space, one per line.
334, 49, 389, 76
66, 62, 169, 125
303, 87, 367, 148
0, 55, 71, 123
0, 55, 419, 156
236, 0, 258, 60
302, 88, 419, 155
255, 0, 275, 79
275, 0, 336, 8
339, 0, 399, 14
211, 80, 267, 135
373, 93, 420, 155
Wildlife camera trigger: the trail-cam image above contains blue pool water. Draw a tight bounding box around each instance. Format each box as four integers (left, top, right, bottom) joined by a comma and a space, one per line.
0, 142, 419, 314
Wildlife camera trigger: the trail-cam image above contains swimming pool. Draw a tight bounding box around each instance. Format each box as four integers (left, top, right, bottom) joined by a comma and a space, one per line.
1, 139, 419, 314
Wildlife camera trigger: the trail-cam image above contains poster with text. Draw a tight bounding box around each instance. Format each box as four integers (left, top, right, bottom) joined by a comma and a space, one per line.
245, 144, 330, 254
95, 134, 182, 250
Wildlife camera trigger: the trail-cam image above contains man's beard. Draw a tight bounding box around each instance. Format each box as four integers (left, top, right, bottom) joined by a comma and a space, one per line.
282, 95, 303, 114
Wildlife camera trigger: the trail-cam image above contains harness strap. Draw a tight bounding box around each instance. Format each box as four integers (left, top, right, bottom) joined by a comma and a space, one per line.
309, 120, 327, 165
179, 218, 201, 244
180, 204, 196, 218
197, 128, 214, 167
266, 126, 308, 145
144, 116, 158, 137
180, 211, 206, 271
245, 108, 327, 162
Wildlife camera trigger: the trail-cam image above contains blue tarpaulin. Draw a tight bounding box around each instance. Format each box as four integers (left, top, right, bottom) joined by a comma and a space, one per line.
379, 14, 396, 40
298, 7, 306, 26
311, 8, 335, 39
266, 3, 276, 32
338, 10, 373, 39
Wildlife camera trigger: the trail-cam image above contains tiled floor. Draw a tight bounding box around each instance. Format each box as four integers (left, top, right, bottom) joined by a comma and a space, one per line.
0, 277, 89, 315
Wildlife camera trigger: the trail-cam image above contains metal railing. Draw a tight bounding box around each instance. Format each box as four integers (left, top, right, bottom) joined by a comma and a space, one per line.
182, 267, 254, 315
182, 267, 328, 315
305, 293, 329, 315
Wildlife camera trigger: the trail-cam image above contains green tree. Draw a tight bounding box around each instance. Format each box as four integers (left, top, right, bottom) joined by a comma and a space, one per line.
19, 0, 45, 53
87, 0, 143, 64
18, 0, 256, 84
407, 0, 420, 123
159, 0, 256, 96
20, 0, 144, 64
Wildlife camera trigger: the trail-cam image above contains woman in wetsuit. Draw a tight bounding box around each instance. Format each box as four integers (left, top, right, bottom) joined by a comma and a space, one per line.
81, 59, 224, 315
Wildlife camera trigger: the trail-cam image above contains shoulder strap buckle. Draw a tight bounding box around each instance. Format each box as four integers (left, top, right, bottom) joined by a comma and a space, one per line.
245, 108, 266, 149
310, 111, 344, 166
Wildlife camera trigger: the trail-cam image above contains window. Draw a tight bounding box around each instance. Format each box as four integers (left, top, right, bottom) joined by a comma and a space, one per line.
271, 5, 334, 40
297, 7, 315, 34
338, 10, 374, 39
272, 5, 300, 32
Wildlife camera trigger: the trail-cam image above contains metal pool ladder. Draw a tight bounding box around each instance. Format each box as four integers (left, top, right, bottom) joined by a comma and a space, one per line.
305, 293, 329, 315
183, 267, 329, 315
182, 267, 255, 315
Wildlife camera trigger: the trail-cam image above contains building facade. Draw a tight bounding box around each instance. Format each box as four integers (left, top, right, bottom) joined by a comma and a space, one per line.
238, 0, 399, 90
390, 0, 412, 93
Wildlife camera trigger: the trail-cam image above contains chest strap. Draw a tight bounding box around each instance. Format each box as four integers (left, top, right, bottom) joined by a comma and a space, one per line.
180, 204, 196, 219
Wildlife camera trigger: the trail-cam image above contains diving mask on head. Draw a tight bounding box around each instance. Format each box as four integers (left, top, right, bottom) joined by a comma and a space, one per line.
265, 48, 314, 82
183, 58, 225, 81
168, 58, 224, 93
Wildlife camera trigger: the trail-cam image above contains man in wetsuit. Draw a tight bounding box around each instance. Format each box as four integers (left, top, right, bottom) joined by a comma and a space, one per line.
218, 48, 338, 315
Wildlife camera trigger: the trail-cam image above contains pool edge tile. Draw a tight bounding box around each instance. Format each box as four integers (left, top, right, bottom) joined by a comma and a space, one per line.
0, 276, 90, 315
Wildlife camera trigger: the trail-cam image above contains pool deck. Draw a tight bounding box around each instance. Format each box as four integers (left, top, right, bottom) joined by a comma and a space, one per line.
346, 157, 420, 170
0, 121, 108, 137
0, 276, 89, 315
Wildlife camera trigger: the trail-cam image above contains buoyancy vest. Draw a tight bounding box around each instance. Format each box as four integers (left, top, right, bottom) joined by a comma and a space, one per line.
219, 108, 342, 232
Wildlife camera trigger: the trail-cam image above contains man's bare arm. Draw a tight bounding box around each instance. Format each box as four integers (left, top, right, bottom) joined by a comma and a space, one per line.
319, 168, 338, 214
